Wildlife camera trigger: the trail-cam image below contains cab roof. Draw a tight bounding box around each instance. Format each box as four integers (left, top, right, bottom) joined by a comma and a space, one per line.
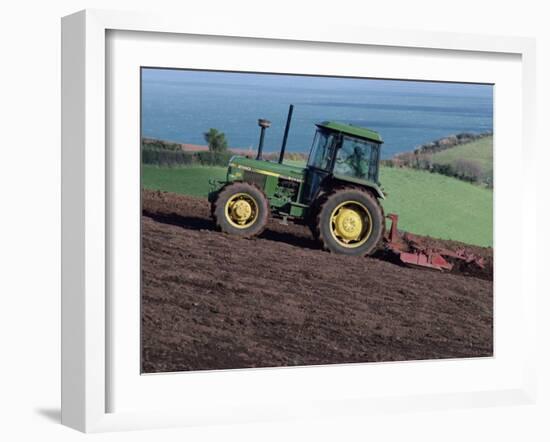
316, 121, 383, 143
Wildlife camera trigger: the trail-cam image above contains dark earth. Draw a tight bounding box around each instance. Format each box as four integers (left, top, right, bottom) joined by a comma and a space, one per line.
141, 189, 493, 373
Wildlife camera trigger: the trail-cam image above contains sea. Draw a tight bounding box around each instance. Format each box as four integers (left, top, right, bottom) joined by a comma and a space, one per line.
141, 68, 493, 159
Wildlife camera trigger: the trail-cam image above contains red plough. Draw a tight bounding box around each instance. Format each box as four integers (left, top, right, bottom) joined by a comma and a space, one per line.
384, 214, 486, 272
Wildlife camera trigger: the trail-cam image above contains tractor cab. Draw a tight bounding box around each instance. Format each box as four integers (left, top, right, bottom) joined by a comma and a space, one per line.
303, 121, 383, 204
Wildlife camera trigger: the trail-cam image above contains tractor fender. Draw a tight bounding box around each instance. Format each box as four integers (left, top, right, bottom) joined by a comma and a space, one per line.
361, 183, 385, 200
319, 176, 386, 200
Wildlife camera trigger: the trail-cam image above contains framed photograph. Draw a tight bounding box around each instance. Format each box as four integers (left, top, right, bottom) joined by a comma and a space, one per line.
61, 9, 537, 432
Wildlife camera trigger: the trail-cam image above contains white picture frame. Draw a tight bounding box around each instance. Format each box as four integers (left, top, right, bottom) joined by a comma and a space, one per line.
61, 9, 538, 433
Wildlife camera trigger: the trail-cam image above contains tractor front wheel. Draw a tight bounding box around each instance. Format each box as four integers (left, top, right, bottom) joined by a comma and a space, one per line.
212, 182, 269, 237
316, 188, 384, 256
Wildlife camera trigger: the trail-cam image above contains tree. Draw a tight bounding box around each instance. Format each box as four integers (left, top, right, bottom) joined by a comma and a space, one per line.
203, 128, 228, 153
452, 159, 482, 183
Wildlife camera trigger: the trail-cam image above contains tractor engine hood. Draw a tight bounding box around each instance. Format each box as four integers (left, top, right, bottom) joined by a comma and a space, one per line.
228, 156, 305, 183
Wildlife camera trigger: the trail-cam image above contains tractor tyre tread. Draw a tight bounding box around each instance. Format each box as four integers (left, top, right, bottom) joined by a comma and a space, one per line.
315, 186, 385, 256
212, 182, 269, 237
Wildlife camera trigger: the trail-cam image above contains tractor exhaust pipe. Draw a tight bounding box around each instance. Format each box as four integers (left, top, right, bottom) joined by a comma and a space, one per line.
278, 104, 294, 164
256, 118, 271, 160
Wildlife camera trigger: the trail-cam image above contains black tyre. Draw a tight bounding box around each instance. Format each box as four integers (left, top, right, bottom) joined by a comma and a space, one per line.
212, 182, 269, 237
315, 188, 384, 256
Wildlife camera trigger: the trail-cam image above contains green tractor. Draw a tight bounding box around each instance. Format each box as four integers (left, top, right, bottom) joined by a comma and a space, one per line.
208, 105, 386, 256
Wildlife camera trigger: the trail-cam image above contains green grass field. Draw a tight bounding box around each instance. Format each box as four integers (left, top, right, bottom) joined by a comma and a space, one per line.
379, 167, 492, 246
283, 159, 307, 167
431, 136, 493, 178
142, 164, 493, 247
142, 165, 227, 197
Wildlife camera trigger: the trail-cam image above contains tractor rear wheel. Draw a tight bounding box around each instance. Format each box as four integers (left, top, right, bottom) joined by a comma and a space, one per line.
315, 188, 384, 256
212, 182, 269, 237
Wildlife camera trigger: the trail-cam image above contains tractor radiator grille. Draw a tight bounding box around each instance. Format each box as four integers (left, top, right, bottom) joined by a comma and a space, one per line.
243, 171, 267, 188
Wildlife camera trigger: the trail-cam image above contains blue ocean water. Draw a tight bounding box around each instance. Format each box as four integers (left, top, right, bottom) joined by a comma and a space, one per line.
141, 69, 493, 159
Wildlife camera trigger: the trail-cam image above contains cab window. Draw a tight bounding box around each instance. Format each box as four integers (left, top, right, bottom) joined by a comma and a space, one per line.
333, 136, 376, 180
308, 130, 336, 170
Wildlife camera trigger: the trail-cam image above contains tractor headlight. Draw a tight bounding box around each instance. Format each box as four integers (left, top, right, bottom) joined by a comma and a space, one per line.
227, 171, 242, 181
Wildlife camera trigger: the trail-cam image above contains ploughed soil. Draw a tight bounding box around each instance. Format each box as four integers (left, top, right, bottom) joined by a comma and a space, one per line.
141, 190, 493, 373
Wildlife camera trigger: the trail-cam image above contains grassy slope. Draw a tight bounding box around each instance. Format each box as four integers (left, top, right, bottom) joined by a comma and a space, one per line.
380, 167, 492, 247
142, 164, 493, 247
431, 136, 493, 175
283, 159, 307, 167
142, 165, 227, 197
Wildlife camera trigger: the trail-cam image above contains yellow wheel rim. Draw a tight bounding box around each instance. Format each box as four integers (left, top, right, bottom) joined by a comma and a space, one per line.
329, 200, 373, 248
224, 193, 259, 229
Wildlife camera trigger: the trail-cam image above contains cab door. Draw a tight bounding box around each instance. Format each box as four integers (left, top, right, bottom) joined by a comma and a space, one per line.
302, 130, 339, 204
